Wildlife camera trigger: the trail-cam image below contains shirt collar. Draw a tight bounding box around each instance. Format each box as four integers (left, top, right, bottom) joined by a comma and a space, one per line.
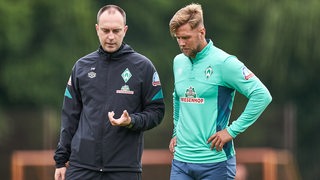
189, 39, 213, 62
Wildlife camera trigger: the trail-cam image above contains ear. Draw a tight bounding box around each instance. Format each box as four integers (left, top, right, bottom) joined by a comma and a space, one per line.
95, 24, 99, 34
124, 25, 128, 34
199, 27, 206, 36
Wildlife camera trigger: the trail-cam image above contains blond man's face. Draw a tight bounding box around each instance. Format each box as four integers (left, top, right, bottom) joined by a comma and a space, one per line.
174, 23, 205, 58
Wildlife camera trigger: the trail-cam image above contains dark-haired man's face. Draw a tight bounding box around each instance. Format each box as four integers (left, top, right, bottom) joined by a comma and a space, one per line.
96, 10, 128, 53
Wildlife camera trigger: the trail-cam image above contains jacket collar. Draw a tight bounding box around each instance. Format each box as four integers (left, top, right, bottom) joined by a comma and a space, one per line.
98, 43, 134, 61
189, 39, 213, 62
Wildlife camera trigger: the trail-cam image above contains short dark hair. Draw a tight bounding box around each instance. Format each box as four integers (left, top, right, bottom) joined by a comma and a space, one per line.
97, 5, 126, 25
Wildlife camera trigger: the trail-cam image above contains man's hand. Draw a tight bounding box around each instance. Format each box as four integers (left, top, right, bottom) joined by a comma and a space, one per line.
207, 129, 233, 151
54, 167, 66, 180
169, 136, 177, 153
108, 110, 131, 126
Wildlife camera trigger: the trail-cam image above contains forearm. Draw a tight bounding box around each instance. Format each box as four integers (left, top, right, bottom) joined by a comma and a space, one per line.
54, 95, 81, 167
227, 85, 272, 138
129, 100, 165, 131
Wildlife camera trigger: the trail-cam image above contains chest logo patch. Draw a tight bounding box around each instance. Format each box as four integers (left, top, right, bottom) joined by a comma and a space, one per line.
116, 85, 134, 95
88, 71, 96, 78
180, 86, 205, 104
88, 67, 96, 79
205, 66, 213, 79
121, 68, 132, 83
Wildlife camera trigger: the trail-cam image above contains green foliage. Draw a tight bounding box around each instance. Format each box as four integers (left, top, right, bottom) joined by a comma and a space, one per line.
0, 0, 319, 179
246, 0, 320, 100
0, 0, 97, 107
0, 1, 33, 53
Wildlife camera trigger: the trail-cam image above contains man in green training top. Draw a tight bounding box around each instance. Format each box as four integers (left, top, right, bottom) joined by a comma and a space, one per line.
168, 3, 272, 180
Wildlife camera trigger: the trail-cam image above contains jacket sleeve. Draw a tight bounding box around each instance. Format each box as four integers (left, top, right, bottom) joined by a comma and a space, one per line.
53, 65, 82, 168
129, 61, 165, 131
222, 57, 272, 138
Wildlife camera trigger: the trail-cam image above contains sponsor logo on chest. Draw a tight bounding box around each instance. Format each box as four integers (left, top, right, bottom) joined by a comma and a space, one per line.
180, 86, 205, 104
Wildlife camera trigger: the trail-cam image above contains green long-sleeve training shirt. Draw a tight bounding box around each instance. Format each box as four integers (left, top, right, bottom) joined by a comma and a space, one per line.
172, 40, 272, 163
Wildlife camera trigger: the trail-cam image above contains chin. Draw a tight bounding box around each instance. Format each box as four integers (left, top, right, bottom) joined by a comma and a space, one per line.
104, 47, 117, 53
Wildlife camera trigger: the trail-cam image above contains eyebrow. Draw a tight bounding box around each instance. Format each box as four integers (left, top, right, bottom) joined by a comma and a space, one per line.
100, 27, 123, 30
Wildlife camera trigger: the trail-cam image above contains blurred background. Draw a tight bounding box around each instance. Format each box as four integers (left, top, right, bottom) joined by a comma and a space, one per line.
1, 0, 319, 179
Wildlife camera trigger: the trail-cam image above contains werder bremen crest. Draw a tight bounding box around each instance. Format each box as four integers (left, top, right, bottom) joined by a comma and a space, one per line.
117, 68, 134, 95
205, 66, 213, 79
121, 68, 132, 83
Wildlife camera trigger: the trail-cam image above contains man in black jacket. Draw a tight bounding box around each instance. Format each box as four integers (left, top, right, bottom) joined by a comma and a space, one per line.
54, 4, 165, 180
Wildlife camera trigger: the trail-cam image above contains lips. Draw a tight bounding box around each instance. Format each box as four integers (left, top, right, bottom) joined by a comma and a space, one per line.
106, 43, 115, 46
181, 48, 189, 53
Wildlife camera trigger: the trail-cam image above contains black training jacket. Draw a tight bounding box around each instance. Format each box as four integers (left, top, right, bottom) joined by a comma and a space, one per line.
54, 44, 165, 172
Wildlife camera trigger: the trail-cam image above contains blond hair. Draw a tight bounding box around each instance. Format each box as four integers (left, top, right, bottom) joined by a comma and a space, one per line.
169, 3, 204, 37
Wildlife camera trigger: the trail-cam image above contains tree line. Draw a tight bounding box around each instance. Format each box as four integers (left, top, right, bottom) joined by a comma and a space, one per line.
0, 0, 319, 179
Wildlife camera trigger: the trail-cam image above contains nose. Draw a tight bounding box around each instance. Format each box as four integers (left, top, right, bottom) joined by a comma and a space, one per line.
107, 32, 115, 40
177, 39, 185, 46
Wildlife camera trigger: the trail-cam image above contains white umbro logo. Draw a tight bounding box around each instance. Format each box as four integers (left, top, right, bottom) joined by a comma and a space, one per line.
88, 71, 96, 78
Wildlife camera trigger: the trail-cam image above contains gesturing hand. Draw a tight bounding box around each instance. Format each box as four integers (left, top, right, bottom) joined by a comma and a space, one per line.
108, 110, 131, 126
207, 129, 233, 151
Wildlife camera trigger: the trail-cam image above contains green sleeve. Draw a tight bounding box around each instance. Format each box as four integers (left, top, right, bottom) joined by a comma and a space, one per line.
172, 89, 180, 137
222, 57, 272, 138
